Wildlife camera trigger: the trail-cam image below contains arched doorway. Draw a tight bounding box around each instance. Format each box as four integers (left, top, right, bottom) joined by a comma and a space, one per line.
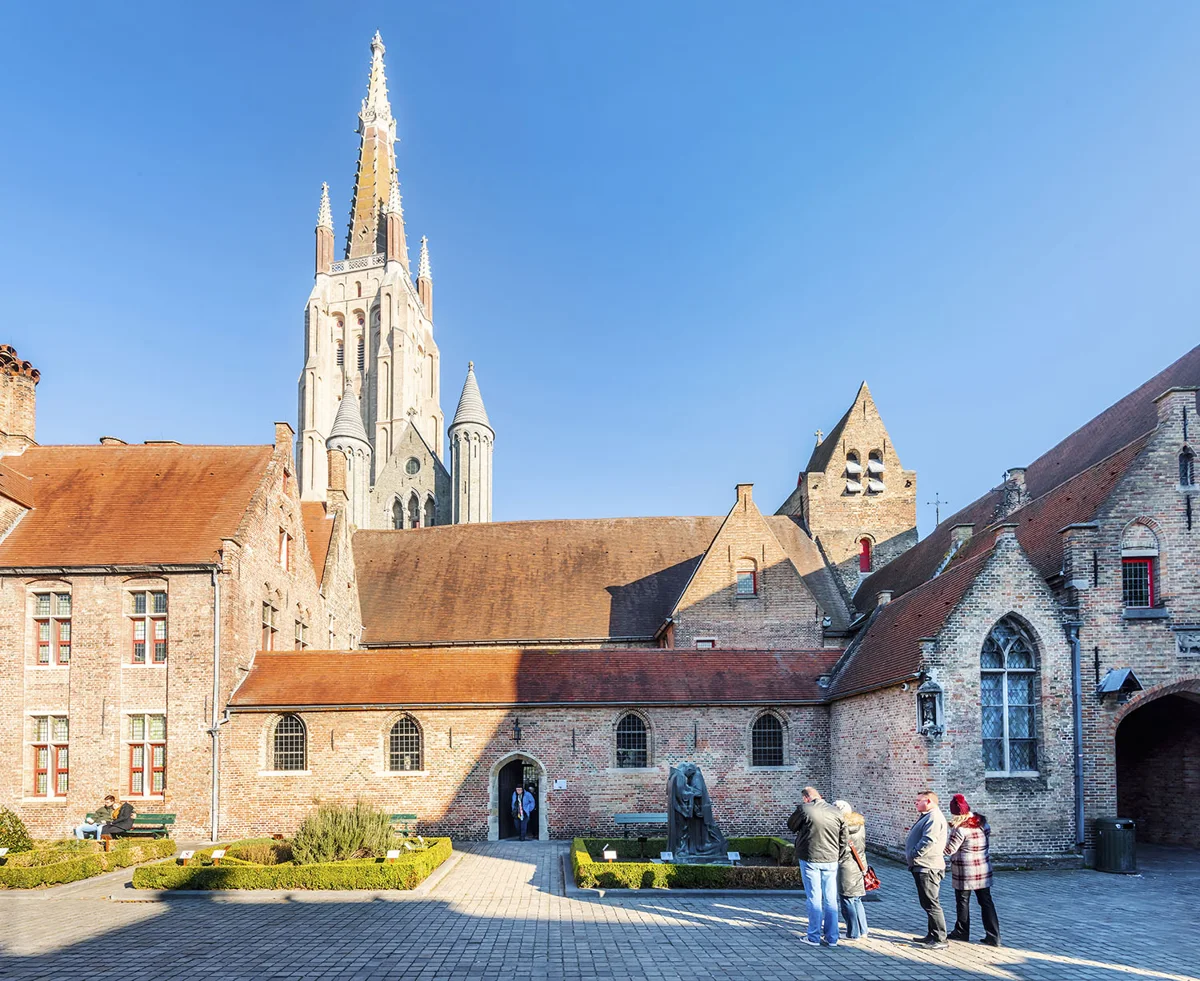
1116, 690, 1200, 847
489, 752, 547, 841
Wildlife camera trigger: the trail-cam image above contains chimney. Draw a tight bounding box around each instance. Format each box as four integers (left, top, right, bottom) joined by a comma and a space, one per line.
994, 522, 1019, 545
326, 447, 348, 513
1153, 386, 1199, 433
736, 483, 753, 510
0, 344, 39, 455
876, 589, 893, 606
950, 523, 974, 548
99, 436, 126, 446
275, 422, 295, 459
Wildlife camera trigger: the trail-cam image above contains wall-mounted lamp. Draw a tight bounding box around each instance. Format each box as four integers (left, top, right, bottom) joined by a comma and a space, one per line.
1097, 667, 1144, 704
512, 716, 522, 742
916, 678, 944, 738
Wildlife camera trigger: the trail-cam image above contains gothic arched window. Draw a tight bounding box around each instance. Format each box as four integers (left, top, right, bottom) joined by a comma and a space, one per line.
424, 496, 436, 528
391, 499, 404, 530
1181, 447, 1196, 488
272, 714, 307, 771
859, 538, 872, 573
408, 493, 421, 529
751, 712, 785, 767
388, 716, 422, 771
615, 713, 648, 768
981, 618, 1038, 775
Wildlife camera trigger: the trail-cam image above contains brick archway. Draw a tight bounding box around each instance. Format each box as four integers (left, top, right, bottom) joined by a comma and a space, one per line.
1115, 678, 1200, 848
487, 751, 548, 842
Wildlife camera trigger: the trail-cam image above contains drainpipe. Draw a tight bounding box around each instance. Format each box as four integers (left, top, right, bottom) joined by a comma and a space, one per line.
1066, 621, 1085, 849
210, 567, 221, 843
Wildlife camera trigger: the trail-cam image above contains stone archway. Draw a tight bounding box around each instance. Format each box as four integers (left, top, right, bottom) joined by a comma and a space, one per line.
488, 751, 549, 842
1115, 680, 1200, 848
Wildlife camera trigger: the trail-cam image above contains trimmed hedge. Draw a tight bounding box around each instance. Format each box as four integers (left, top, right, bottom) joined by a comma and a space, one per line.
0, 838, 177, 889
572, 836, 804, 890
132, 836, 452, 890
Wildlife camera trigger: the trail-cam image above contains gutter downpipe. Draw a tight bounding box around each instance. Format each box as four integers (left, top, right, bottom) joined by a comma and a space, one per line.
210, 567, 221, 843
1066, 621, 1085, 850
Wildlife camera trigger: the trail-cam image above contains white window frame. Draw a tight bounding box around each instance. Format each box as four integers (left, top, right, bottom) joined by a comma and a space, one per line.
32, 589, 72, 666
125, 712, 167, 798
128, 587, 168, 665
29, 713, 69, 798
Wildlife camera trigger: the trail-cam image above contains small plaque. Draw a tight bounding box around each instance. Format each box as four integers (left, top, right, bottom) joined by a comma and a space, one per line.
402, 840, 414, 850
179, 850, 195, 860
386, 849, 400, 863
660, 851, 674, 862
553, 779, 567, 790
0, 847, 9, 858
210, 849, 227, 859
602, 849, 618, 862
727, 851, 741, 863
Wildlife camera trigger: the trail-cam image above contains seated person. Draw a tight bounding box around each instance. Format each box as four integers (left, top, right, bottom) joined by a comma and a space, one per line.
74, 795, 117, 839
99, 799, 136, 839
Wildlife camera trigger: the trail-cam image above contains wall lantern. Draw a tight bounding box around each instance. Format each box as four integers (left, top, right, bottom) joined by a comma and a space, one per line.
512, 716, 522, 742
1097, 667, 1144, 704
916, 678, 944, 738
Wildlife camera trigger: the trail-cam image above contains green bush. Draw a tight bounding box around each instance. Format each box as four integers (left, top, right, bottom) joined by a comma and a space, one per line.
0, 837, 175, 889
133, 837, 452, 890
0, 808, 34, 853
572, 837, 802, 890
228, 839, 293, 865
291, 802, 394, 865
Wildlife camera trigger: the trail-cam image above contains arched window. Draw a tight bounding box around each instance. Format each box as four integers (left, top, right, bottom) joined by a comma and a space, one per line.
1120, 521, 1160, 609
736, 559, 758, 596
859, 538, 872, 573
981, 618, 1038, 775
273, 714, 307, 771
355, 281, 362, 298
845, 451, 861, 475
408, 492, 421, 529
1181, 447, 1195, 488
615, 713, 648, 768
391, 499, 404, 530
336, 340, 344, 367
388, 716, 422, 771
424, 496, 436, 528
751, 712, 784, 767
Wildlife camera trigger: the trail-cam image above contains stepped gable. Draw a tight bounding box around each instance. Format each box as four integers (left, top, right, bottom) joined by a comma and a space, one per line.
229, 648, 844, 708
0, 444, 273, 567
856, 344, 1200, 605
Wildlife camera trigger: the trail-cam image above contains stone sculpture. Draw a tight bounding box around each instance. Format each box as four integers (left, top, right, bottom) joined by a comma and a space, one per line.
666, 762, 728, 864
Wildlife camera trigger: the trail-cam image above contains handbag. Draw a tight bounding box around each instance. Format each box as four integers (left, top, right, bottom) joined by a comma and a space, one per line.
850, 843, 881, 891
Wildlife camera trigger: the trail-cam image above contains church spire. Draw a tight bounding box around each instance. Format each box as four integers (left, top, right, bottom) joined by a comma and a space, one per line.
417, 236, 433, 320
346, 31, 397, 259
315, 182, 334, 274
384, 168, 409, 271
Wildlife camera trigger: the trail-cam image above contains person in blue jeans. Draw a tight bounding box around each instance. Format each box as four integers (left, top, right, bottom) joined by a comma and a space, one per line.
787, 786, 849, 947
74, 795, 116, 839
511, 784, 536, 841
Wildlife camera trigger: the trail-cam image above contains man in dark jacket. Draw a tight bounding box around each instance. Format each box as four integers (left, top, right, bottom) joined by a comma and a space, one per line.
99, 800, 135, 839
787, 786, 848, 947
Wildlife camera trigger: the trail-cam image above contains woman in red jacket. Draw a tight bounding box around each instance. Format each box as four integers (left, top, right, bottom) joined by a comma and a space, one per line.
945, 794, 1000, 946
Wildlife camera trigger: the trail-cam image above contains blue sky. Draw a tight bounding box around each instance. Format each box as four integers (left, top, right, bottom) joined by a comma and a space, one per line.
5, 2, 1198, 531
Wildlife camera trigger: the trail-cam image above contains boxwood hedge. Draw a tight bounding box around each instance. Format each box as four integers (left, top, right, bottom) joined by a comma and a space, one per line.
572, 836, 803, 890
0, 838, 177, 889
132, 836, 452, 890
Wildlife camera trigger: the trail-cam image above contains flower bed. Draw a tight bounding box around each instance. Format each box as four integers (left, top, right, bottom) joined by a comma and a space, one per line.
571, 836, 803, 890
0, 838, 177, 889
132, 836, 452, 890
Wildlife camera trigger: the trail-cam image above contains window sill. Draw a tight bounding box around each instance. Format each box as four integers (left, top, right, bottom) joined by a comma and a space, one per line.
123, 662, 168, 668
1122, 608, 1169, 620
382, 770, 429, 777
607, 766, 659, 774
749, 765, 795, 771
736, 595, 760, 601
985, 772, 1041, 779
257, 770, 312, 777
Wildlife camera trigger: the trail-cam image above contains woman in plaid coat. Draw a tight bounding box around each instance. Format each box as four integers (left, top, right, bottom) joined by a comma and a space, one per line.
944, 794, 1000, 946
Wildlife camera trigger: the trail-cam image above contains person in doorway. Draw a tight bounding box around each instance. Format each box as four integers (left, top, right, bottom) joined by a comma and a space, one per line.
905, 789, 949, 949
787, 785, 847, 947
945, 794, 1001, 946
511, 784, 535, 841
832, 800, 869, 941
74, 795, 117, 839
99, 798, 135, 839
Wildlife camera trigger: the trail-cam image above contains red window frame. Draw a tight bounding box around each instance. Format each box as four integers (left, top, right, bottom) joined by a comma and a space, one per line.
34, 592, 71, 664
859, 538, 872, 573
32, 716, 69, 797
128, 715, 167, 796
736, 570, 757, 596
1122, 557, 1155, 608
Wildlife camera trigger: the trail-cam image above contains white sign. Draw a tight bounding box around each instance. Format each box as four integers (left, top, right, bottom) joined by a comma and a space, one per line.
179, 850, 195, 860
210, 849, 227, 859
727, 851, 741, 862
402, 840, 414, 850
660, 851, 674, 862
553, 779, 567, 790
386, 849, 401, 860
0, 847, 9, 857
602, 849, 618, 862
416, 835, 426, 846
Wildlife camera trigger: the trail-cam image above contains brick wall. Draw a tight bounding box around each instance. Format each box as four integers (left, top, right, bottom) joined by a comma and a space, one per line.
1115, 693, 1200, 847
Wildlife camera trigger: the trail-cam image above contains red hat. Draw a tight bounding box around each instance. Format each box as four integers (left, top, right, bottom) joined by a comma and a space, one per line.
950, 793, 970, 816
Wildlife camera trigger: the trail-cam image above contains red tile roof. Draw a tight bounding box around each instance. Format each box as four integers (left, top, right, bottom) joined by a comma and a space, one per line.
354, 515, 849, 646
856, 344, 1200, 605
0, 444, 274, 568
229, 647, 845, 708
301, 501, 334, 583
0, 460, 35, 508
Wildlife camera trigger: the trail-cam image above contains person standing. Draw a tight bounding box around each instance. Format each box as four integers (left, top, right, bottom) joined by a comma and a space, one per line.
832, 800, 869, 941
905, 789, 949, 949
945, 794, 1001, 946
787, 786, 848, 947
511, 784, 535, 841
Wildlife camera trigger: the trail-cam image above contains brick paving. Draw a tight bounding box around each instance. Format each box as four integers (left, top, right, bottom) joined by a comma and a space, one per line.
2, 841, 1198, 980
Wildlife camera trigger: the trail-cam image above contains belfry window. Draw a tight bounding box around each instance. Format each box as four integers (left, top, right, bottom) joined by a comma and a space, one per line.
981, 617, 1038, 775
408, 493, 421, 529
336, 340, 344, 367
357, 338, 365, 372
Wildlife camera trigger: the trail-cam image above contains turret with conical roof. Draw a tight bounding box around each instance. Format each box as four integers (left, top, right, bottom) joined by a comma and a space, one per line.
448, 362, 494, 523
326, 382, 372, 528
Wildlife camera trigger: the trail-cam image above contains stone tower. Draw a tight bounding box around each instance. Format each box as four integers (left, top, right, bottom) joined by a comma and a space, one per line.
297, 32, 444, 510
777, 382, 917, 597
0, 345, 39, 456
448, 363, 494, 523
326, 382, 372, 529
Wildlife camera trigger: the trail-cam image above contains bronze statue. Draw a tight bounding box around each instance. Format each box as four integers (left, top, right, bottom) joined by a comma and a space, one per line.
666, 762, 728, 863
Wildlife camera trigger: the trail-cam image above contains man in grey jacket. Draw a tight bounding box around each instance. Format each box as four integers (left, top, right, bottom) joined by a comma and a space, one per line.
905, 789, 949, 949
787, 786, 848, 946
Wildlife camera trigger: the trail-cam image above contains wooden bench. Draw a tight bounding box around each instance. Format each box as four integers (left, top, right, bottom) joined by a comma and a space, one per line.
120, 814, 176, 839
613, 812, 668, 839
389, 813, 418, 835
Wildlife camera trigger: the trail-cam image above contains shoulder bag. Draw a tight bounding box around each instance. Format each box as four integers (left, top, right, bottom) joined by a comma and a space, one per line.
849, 843, 881, 891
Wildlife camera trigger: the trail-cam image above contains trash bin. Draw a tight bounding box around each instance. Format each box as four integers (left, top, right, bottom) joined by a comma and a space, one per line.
1094, 817, 1137, 873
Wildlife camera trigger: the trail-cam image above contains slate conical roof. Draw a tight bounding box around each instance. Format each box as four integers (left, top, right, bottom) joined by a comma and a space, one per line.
450, 362, 492, 432
328, 383, 370, 445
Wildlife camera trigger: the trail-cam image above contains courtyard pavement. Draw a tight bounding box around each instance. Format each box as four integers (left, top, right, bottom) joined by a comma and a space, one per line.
2, 840, 1198, 980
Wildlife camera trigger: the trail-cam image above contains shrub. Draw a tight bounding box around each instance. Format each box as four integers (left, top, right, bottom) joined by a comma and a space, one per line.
133, 837, 452, 890
228, 840, 293, 865
291, 802, 394, 865
572, 837, 803, 890
0, 808, 34, 853
0, 837, 175, 889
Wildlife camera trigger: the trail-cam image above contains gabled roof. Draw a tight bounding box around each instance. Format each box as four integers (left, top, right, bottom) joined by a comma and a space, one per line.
856, 344, 1200, 605
229, 648, 844, 709
804, 390, 859, 475
0, 444, 273, 568
301, 501, 335, 583
354, 514, 851, 646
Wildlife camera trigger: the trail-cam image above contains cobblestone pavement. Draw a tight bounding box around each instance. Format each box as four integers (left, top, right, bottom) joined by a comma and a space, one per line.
3, 841, 1198, 980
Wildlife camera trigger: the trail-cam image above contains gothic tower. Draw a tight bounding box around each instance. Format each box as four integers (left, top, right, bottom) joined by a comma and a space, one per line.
448, 363, 494, 523
326, 382, 371, 529
297, 32, 444, 513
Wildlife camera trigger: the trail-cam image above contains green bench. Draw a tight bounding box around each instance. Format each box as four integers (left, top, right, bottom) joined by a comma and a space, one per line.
120, 813, 176, 839
389, 813, 418, 835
